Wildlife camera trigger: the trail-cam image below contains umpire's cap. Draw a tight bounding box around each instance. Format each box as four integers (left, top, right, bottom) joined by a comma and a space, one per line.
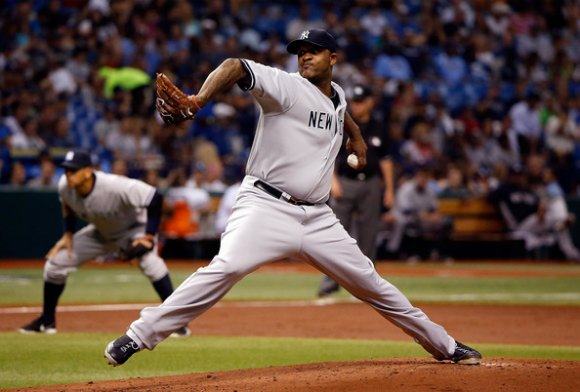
351, 84, 372, 101
287, 29, 338, 54
61, 149, 93, 170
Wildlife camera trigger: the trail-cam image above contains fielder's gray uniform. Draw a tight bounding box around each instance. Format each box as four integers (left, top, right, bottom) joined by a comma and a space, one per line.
126, 60, 456, 359
44, 172, 168, 284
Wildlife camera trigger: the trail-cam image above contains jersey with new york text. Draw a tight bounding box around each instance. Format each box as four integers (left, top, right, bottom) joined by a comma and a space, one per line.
58, 171, 155, 240
239, 59, 346, 204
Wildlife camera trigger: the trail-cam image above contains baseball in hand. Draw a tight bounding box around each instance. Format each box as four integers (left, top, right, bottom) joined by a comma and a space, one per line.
347, 153, 359, 169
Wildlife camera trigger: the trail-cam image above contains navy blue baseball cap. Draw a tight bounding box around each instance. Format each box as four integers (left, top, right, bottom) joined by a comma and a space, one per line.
61, 149, 93, 170
287, 29, 338, 54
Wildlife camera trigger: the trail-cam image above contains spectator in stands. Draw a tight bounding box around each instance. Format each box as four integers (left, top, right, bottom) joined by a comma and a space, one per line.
187, 143, 227, 193
389, 81, 419, 129
161, 165, 210, 240
47, 117, 74, 148
110, 158, 128, 177
49, 54, 78, 95
491, 118, 521, 170
98, 66, 152, 116
105, 117, 153, 163
143, 168, 162, 188
440, 0, 476, 34
400, 122, 439, 169
94, 103, 121, 151
383, 165, 452, 261
28, 152, 59, 188
463, 132, 488, 171
488, 164, 566, 259
544, 101, 579, 158
538, 167, 580, 260
66, 46, 91, 86
10, 118, 46, 151
374, 43, 413, 82
2, 102, 29, 145
434, 41, 468, 87
509, 89, 544, 158
360, 4, 390, 48
438, 164, 472, 198
285, 3, 324, 43
9, 161, 28, 187
485, 2, 512, 38
470, 164, 500, 196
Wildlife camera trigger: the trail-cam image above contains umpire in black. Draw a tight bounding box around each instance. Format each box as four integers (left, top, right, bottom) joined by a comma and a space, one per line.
318, 84, 394, 297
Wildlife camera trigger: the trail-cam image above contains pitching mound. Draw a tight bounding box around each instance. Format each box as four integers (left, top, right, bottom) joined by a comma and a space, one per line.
13, 358, 579, 391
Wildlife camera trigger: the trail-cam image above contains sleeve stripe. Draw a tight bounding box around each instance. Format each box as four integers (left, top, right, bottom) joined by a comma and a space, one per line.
239, 59, 255, 91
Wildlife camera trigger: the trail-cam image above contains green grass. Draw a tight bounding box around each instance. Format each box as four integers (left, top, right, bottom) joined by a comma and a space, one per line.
1, 262, 580, 389
376, 276, 580, 305
1, 333, 579, 389
1, 262, 580, 305
383, 261, 580, 274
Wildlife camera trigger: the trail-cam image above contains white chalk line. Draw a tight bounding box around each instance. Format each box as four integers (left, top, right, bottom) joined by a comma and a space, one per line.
2, 292, 579, 315
0, 298, 358, 314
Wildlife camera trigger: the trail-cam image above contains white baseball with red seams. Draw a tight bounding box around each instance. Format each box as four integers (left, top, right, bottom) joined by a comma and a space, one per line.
347, 153, 359, 168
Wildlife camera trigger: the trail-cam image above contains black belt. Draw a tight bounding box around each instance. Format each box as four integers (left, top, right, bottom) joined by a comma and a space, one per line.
254, 180, 315, 206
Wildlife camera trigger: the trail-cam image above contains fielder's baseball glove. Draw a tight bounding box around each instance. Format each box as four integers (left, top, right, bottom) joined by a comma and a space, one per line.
120, 238, 155, 260
155, 73, 200, 124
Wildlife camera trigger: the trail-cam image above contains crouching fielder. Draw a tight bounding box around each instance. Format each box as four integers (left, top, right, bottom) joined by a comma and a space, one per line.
20, 149, 189, 337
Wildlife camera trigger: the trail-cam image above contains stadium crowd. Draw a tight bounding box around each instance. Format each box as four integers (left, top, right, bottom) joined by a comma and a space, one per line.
1, 0, 580, 209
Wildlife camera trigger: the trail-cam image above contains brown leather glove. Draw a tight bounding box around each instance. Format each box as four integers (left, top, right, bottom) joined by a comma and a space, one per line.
155, 73, 201, 124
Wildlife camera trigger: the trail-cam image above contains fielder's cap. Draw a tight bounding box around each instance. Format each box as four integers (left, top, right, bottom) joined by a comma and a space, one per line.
61, 149, 93, 170
287, 29, 338, 54
351, 84, 372, 101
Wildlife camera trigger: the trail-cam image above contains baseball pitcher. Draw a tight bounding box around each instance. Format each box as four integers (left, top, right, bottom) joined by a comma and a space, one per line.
105, 29, 481, 367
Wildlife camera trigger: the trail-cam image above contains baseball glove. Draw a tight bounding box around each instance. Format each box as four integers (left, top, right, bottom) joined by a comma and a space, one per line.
120, 237, 155, 260
155, 73, 200, 124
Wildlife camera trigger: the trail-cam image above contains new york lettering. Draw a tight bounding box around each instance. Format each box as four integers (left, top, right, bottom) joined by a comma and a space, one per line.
308, 111, 333, 131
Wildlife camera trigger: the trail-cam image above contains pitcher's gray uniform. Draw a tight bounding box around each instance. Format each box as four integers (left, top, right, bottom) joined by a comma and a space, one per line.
107, 29, 480, 366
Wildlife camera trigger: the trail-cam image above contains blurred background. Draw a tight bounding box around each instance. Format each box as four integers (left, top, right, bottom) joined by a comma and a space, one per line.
1, 0, 580, 260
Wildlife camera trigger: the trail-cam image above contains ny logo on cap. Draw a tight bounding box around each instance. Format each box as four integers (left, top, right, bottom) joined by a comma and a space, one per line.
65, 151, 74, 161
299, 30, 310, 39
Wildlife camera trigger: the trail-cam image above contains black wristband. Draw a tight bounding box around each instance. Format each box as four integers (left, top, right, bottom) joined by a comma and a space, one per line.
63, 215, 76, 233
146, 191, 163, 236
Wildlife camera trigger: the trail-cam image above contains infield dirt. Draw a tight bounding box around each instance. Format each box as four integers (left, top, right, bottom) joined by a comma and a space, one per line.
3, 260, 580, 391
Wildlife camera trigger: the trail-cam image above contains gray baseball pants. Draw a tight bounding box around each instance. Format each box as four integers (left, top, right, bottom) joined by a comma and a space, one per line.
127, 176, 456, 359
44, 224, 168, 284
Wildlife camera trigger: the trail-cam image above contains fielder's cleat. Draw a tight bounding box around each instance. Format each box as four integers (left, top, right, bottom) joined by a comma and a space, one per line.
104, 335, 141, 367
19, 317, 57, 335
170, 326, 191, 338
451, 341, 482, 365
317, 279, 340, 298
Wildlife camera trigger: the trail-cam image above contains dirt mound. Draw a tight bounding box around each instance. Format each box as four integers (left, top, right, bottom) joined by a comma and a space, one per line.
12, 358, 580, 391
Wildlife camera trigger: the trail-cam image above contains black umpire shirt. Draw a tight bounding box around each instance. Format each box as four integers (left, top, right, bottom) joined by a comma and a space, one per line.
336, 116, 389, 180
